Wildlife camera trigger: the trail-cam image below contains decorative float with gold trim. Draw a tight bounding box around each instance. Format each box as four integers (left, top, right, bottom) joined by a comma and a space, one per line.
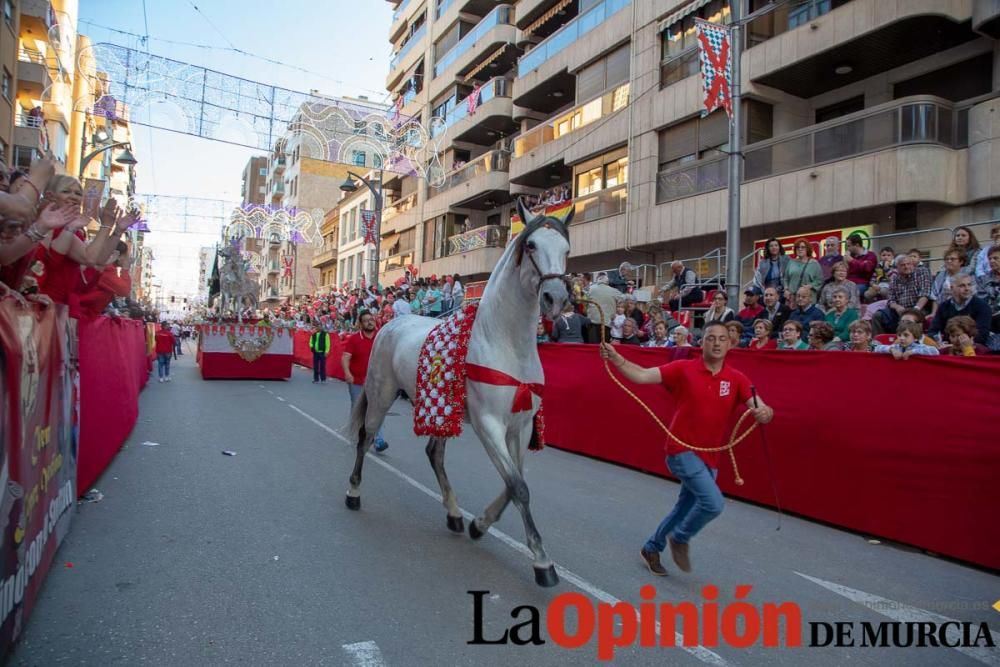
195, 323, 295, 380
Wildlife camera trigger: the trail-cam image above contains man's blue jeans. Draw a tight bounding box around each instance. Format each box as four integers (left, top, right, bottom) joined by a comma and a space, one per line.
312, 351, 327, 382
644, 451, 725, 552
157, 353, 171, 379
347, 383, 385, 447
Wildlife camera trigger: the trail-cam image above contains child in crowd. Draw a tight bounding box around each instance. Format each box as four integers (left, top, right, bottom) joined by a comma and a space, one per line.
874, 320, 939, 359
609, 302, 627, 342
536, 319, 550, 343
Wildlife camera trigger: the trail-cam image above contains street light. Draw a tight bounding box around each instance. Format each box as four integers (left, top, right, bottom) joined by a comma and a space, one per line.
78, 140, 138, 179
340, 168, 384, 290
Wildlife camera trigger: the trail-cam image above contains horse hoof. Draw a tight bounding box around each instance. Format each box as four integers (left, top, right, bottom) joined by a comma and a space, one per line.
534, 565, 559, 588
446, 515, 464, 534
345, 495, 360, 511
468, 520, 485, 540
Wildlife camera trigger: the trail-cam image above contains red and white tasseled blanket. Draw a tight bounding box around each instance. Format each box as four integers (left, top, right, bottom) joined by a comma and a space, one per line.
412, 303, 545, 448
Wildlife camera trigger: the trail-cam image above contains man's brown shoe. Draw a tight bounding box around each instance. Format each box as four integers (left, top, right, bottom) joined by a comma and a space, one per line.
668, 536, 692, 572
640, 548, 668, 576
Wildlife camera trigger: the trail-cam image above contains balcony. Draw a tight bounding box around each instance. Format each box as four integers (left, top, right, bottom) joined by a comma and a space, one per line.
656, 95, 970, 205
422, 225, 508, 277
312, 247, 338, 268
379, 249, 416, 274
430, 78, 517, 146
517, 0, 630, 77
270, 156, 286, 175
389, 0, 417, 43
427, 150, 511, 211
16, 48, 52, 97
510, 83, 630, 186
389, 22, 427, 76
21, 0, 54, 24
14, 112, 44, 129
430, 5, 517, 94
745, 0, 976, 99
381, 192, 419, 234
271, 181, 285, 196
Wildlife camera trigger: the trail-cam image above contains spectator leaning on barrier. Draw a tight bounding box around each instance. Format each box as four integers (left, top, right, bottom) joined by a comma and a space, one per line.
761, 287, 790, 338
615, 317, 642, 345
808, 321, 839, 351
666, 261, 704, 311
550, 302, 587, 343
875, 320, 939, 359
899, 308, 937, 348
778, 320, 809, 350
824, 286, 860, 342
927, 273, 991, 346
644, 320, 671, 348
944, 316, 988, 356
929, 247, 972, 318
818, 236, 844, 282
844, 234, 877, 298
844, 319, 874, 352
783, 239, 823, 305
974, 225, 999, 277
747, 319, 777, 351
754, 238, 789, 297
788, 286, 825, 330
871, 255, 931, 334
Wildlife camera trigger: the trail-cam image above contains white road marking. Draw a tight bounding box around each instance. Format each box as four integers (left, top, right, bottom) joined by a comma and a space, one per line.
796, 572, 1000, 666
286, 401, 732, 666
140, 441, 160, 447
341, 640, 385, 666
276, 396, 286, 402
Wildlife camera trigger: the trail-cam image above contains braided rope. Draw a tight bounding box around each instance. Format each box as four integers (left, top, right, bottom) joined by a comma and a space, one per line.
580, 298, 757, 485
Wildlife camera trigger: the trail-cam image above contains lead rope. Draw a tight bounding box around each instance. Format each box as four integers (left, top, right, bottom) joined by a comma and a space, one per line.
580, 299, 757, 485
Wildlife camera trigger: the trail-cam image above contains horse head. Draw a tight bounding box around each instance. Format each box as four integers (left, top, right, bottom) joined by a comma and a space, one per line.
514, 197, 571, 320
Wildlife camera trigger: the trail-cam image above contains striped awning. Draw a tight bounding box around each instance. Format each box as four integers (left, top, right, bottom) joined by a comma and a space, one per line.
464, 44, 508, 83
657, 0, 713, 34
380, 232, 400, 253
524, 0, 574, 36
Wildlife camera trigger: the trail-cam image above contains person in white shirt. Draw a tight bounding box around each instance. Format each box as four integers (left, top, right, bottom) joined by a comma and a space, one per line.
451, 274, 465, 309
392, 289, 412, 317
170, 322, 182, 358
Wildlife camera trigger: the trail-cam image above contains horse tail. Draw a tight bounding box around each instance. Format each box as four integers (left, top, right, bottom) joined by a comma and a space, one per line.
346, 386, 368, 444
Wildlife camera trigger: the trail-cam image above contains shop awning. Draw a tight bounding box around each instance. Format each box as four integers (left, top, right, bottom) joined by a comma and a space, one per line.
464, 44, 508, 83
657, 0, 713, 33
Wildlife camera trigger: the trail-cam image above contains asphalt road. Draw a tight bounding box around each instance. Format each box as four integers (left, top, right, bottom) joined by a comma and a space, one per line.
9, 351, 999, 666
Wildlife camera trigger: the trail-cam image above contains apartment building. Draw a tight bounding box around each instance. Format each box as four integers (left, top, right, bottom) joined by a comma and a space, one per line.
241, 156, 268, 206
0, 0, 17, 165
336, 178, 379, 288
264, 96, 387, 300
313, 205, 340, 290
385, 0, 1000, 287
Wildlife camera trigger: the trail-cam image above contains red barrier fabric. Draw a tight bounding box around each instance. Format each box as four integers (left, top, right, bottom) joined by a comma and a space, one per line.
77, 317, 149, 492
0, 300, 76, 654
292, 330, 346, 380
538, 343, 1000, 570
199, 353, 293, 380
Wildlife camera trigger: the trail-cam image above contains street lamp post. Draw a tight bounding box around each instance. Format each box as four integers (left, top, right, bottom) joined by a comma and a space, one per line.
340, 169, 384, 290
78, 139, 138, 180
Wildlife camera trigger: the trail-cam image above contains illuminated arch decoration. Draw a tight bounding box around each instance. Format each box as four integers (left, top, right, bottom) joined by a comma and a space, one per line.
76, 43, 446, 185
222, 204, 323, 248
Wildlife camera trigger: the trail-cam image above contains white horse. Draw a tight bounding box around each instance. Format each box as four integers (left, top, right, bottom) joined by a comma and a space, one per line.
345, 199, 572, 587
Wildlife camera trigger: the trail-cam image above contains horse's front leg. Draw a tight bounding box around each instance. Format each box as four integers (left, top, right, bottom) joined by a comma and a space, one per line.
470, 413, 558, 587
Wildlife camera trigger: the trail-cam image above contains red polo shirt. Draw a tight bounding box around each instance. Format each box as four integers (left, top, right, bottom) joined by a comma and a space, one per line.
658, 359, 753, 468
343, 331, 377, 386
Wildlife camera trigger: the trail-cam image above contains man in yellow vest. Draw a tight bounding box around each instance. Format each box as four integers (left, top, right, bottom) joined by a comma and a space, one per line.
309, 323, 331, 384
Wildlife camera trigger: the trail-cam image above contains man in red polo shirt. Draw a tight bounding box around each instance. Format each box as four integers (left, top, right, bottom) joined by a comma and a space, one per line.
342, 311, 387, 452
600, 321, 773, 576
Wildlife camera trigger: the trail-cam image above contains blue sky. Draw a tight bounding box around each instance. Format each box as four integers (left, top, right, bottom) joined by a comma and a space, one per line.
78, 0, 393, 295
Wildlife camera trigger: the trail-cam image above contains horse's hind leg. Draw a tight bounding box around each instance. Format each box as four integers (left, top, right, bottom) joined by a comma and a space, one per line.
468, 487, 510, 540
426, 438, 463, 533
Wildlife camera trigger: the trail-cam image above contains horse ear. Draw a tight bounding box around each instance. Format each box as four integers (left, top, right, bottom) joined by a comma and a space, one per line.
516, 197, 532, 226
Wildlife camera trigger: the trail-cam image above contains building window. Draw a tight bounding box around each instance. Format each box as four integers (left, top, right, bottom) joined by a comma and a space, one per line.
3, 0, 12, 28
660, 0, 732, 88
373, 153, 383, 169
13, 145, 37, 171
1, 68, 10, 100
572, 149, 629, 223
258, 167, 267, 176
0, 138, 7, 163
351, 150, 366, 167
